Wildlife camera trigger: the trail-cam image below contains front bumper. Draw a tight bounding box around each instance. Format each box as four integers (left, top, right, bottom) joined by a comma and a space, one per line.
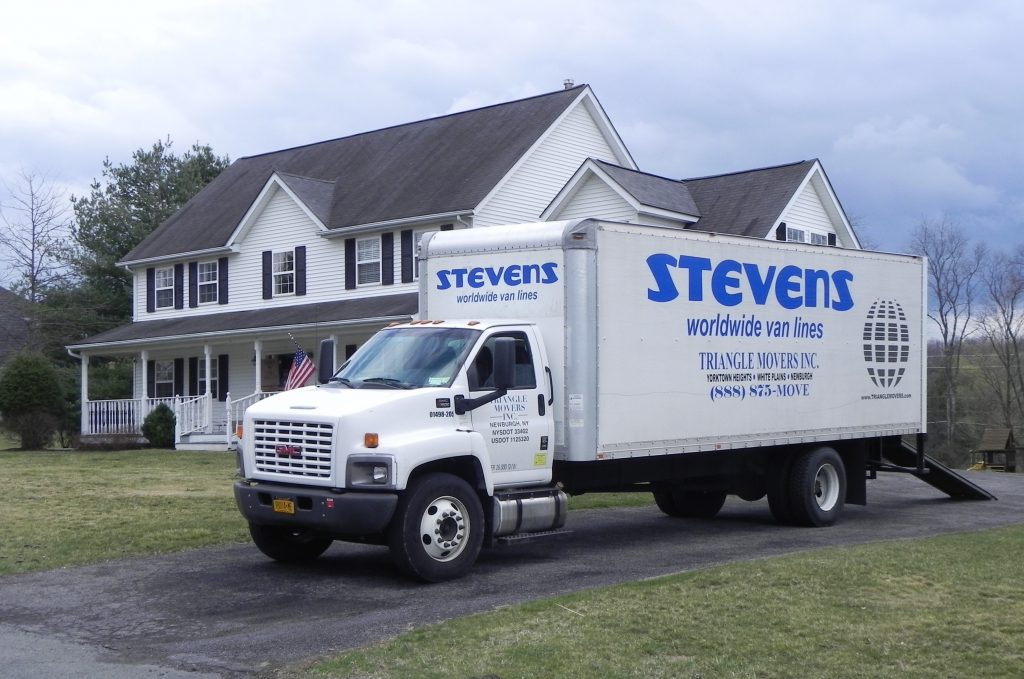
234, 480, 398, 537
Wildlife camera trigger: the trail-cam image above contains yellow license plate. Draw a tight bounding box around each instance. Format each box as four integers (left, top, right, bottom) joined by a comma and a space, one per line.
272, 498, 295, 514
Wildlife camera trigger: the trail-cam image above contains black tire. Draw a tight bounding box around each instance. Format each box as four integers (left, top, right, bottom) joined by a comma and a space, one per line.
248, 523, 333, 562
388, 473, 484, 582
767, 455, 797, 525
786, 447, 846, 527
651, 484, 727, 518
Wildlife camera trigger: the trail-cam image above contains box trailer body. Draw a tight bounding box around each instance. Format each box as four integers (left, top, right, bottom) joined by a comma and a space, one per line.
234, 219, 928, 581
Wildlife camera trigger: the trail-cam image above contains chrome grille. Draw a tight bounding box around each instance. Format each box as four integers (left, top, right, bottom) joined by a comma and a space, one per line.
252, 419, 334, 478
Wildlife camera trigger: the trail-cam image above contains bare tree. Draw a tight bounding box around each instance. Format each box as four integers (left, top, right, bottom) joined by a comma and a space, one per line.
977, 246, 1024, 429
0, 170, 71, 303
910, 216, 986, 446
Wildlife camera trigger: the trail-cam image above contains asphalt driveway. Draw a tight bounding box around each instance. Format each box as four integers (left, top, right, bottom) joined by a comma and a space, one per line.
1, 471, 1022, 678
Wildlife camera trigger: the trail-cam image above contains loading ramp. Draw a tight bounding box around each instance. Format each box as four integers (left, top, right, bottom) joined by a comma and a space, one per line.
870, 435, 997, 501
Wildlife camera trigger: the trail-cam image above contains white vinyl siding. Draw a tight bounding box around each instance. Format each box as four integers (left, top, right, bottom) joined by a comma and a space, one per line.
475, 102, 623, 227
553, 175, 637, 222
781, 181, 834, 243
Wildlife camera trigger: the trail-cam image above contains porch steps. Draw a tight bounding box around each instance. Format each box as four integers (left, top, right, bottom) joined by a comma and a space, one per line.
176, 433, 231, 452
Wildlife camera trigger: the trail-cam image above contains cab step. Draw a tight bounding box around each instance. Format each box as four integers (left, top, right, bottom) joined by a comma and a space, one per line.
496, 528, 573, 544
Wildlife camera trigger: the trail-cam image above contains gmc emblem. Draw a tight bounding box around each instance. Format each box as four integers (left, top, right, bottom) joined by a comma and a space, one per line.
275, 444, 302, 458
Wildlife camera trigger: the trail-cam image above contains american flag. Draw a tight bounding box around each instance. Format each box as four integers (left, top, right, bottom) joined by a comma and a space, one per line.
285, 348, 315, 390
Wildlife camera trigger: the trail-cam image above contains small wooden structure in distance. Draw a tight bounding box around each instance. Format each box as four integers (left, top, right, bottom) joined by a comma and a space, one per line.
972, 428, 1018, 473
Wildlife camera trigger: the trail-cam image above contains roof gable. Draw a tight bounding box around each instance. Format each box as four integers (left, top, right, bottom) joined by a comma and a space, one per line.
543, 159, 700, 223
122, 86, 590, 264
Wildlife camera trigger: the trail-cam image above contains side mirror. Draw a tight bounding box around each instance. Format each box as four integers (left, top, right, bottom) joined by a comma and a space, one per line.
492, 337, 515, 389
318, 339, 335, 384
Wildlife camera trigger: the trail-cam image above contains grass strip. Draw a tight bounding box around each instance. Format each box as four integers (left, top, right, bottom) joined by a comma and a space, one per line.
306, 525, 1024, 679
0, 449, 247, 575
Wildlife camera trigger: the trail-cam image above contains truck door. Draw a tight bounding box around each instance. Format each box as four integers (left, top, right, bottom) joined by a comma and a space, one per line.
467, 328, 553, 486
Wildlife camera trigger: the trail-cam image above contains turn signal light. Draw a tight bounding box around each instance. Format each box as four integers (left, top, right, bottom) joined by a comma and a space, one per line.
364, 433, 379, 448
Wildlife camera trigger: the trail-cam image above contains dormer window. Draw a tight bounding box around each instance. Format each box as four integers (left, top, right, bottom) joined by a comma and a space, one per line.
273, 251, 295, 295
155, 267, 174, 308
357, 236, 381, 286
786, 227, 806, 243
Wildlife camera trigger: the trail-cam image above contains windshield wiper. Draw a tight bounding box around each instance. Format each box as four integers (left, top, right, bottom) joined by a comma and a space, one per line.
329, 376, 354, 387
360, 377, 414, 389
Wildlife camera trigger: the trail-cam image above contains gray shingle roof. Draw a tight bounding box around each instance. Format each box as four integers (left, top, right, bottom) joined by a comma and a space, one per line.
591, 160, 700, 217
122, 86, 588, 263
69, 294, 418, 348
683, 160, 816, 238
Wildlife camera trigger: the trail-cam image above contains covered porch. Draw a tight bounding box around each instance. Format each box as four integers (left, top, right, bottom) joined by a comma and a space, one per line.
67, 294, 417, 450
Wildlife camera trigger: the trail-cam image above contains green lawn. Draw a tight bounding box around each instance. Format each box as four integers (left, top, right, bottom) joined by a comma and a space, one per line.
0, 449, 247, 574
305, 525, 1024, 679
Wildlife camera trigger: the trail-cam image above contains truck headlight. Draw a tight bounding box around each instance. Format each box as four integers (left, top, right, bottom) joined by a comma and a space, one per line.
347, 455, 395, 488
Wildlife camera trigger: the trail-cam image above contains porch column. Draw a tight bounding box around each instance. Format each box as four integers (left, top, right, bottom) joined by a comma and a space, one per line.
253, 339, 263, 393
204, 344, 213, 432
80, 352, 89, 435
140, 350, 150, 399
203, 344, 212, 397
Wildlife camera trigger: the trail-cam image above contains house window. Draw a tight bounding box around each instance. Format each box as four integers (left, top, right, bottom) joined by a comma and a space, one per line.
154, 360, 175, 398
809, 232, 829, 246
357, 236, 381, 285
198, 261, 218, 303
198, 359, 218, 396
413, 230, 437, 279
786, 227, 806, 243
155, 267, 174, 308
273, 251, 295, 295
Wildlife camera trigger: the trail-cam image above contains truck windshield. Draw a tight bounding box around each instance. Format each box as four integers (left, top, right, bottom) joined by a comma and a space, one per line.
333, 327, 480, 389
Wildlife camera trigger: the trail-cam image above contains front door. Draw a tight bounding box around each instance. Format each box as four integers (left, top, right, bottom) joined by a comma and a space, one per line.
467, 328, 553, 487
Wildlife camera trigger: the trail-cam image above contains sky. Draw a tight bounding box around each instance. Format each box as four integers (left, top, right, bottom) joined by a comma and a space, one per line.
1, 0, 1022, 279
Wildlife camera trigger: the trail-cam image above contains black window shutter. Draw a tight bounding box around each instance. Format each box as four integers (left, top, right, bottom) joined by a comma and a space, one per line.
295, 246, 307, 296
146, 360, 155, 398
173, 264, 184, 309
381, 233, 394, 286
262, 250, 273, 299
188, 262, 198, 308
400, 230, 414, 283
344, 238, 356, 290
188, 357, 198, 395
174, 358, 184, 396
440, 223, 454, 232
776, 223, 787, 241
146, 268, 155, 313
828, 233, 837, 247
345, 344, 358, 359
218, 354, 229, 401
218, 257, 229, 304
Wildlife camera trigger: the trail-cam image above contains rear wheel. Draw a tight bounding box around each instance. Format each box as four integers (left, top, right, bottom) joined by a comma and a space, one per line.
248, 523, 333, 562
652, 484, 727, 518
388, 473, 484, 582
787, 447, 846, 527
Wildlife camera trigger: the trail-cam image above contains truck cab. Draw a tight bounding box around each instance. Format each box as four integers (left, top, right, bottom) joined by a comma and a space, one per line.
235, 320, 566, 581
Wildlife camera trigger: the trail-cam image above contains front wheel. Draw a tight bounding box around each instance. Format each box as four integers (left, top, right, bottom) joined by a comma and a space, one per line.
248, 523, 333, 562
388, 473, 484, 582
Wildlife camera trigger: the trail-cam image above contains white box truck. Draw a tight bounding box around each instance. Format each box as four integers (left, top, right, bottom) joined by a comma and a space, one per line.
235, 218, 933, 581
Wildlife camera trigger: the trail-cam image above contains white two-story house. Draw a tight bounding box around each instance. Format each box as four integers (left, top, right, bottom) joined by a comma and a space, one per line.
68, 84, 859, 448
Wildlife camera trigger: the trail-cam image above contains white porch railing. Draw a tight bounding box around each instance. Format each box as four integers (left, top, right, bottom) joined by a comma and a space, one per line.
86, 397, 177, 435
85, 395, 212, 445
174, 394, 212, 440
226, 391, 274, 446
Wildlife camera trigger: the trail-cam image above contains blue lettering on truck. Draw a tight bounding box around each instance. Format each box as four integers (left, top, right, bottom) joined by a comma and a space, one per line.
646, 253, 854, 311
436, 263, 559, 290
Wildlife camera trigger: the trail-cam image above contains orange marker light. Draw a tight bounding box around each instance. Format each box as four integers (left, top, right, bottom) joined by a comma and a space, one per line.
364, 433, 380, 448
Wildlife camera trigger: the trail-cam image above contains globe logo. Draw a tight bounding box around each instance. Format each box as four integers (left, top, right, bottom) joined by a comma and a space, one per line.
863, 299, 910, 388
